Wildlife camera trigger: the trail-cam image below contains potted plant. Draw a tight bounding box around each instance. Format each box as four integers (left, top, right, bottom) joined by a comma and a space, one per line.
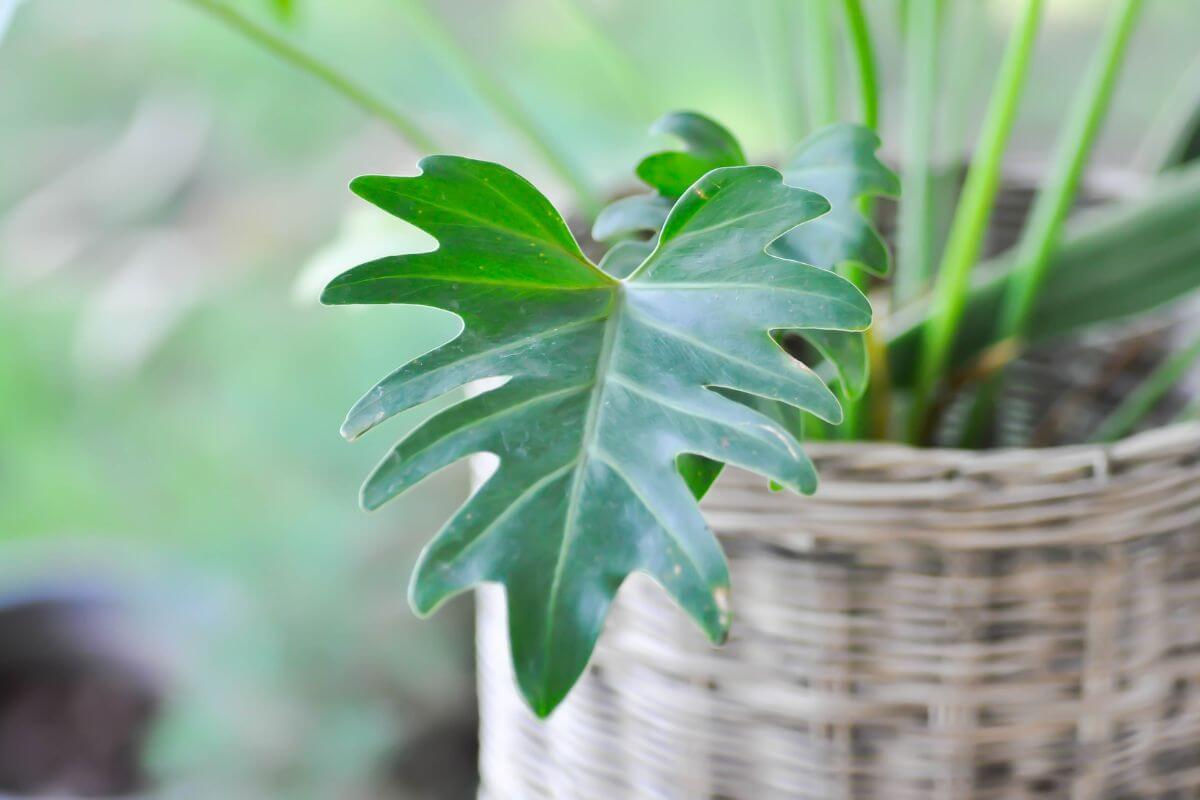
311, 0, 1200, 795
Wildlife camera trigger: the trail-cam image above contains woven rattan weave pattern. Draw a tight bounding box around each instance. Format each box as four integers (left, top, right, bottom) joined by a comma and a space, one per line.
478, 423, 1200, 799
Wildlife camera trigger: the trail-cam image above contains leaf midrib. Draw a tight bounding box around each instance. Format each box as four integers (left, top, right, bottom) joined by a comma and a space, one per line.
541, 286, 624, 687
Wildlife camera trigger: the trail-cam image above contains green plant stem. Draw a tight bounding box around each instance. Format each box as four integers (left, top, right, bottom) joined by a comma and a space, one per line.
841, 0, 878, 131
904, 0, 1043, 445
1090, 330, 1200, 443
840, 0, 883, 438
894, 0, 940, 307
961, 0, 1144, 447
751, 0, 806, 148
798, 0, 848, 436
395, 0, 601, 215
181, 0, 439, 152
801, 0, 838, 130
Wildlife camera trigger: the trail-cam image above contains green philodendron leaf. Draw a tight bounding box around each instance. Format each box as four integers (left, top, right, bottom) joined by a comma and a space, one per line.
591, 194, 673, 244
597, 239, 654, 280
773, 123, 901, 277
634, 111, 747, 197
770, 124, 896, 399
592, 111, 744, 251
323, 156, 870, 717
592, 116, 895, 491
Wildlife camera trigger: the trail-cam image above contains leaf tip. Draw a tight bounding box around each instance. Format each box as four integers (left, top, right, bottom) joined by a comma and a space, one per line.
347, 174, 376, 199
339, 418, 363, 443
406, 575, 440, 620
358, 478, 387, 512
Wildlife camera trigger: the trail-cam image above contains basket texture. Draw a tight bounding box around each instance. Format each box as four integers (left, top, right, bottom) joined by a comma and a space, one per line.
475, 172, 1200, 799
478, 422, 1200, 799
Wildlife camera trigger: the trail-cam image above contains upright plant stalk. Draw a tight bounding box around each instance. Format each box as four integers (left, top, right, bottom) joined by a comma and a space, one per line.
799, 0, 850, 438
752, 0, 806, 148
841, 0, 878, 131
841, 0, 887, 438
905, 0, 1044, 444
1090, 329, 1200, 443
395, 0, 601, 214
181, 0, 438, 152
893, 0, 941, 307
801, 0, 839, 130
961, 0, 1144, 446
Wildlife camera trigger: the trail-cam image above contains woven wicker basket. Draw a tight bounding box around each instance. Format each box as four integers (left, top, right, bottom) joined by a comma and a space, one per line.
478, 420, 1200, 799
474, 173, 1200, 799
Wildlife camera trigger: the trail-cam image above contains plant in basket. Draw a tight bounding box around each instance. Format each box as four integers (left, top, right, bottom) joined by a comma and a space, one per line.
320, 0, 1200, 724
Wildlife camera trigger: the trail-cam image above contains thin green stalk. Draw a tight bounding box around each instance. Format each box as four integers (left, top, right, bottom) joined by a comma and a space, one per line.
181, 0, 438, 152
997, 0, 1143, 346
801, 0, 839, 130
893, 0, 941, 307
840, 0, 883, 438
905, 0, 1044, 445
962, 0, 1144, 447
798, 1, 848, 435
752, 0, 806, 148
841, 0, 879, 131
1090, 330, 1200, 443
395, 0, 601, 215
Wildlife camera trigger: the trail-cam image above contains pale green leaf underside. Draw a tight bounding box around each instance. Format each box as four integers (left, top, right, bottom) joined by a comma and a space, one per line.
323, 156, 869, 717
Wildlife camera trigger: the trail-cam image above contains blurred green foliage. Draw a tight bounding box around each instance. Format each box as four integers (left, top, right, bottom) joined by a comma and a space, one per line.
1, 0, 1199, 795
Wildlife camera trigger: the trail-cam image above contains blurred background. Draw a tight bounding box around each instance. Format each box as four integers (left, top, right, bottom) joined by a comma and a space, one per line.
1, 0, 1199, 797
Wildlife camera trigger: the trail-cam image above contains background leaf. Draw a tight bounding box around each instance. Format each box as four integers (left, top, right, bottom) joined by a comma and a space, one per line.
772, 123, 901, 277
634, 111, 747, 197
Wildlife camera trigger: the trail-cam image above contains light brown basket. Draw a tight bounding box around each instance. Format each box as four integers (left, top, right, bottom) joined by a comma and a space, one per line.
476, 172, 1200, 798
477, 421, 1200, 799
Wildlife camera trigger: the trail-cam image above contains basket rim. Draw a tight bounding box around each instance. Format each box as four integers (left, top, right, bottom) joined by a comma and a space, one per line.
802, 420, 1200, 474
702, 421, 1200, 548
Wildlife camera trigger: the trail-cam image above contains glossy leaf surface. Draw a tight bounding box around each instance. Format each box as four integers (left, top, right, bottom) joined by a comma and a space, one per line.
635, 111, 746, 197
324, 156, 870, 716
598, 115, 896, 401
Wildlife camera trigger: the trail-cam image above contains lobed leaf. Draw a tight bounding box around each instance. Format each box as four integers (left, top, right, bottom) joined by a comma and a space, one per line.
634, 111, 747, 197
325, 156, 869, 716
772, 122, 900, 277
